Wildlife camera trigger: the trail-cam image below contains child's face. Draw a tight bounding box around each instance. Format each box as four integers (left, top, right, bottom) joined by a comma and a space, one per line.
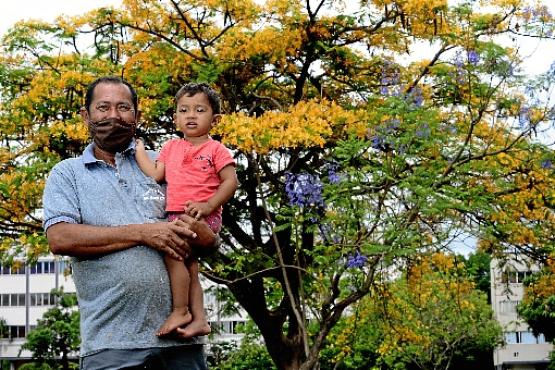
174, 93, 219, 138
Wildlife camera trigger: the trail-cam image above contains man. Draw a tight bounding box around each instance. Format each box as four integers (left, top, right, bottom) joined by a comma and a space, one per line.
43, 76, 216, 370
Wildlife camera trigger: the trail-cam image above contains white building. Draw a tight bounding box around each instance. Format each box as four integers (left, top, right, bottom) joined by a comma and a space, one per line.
0, 257, 75, 368
0, 256, 246, 369
491, 257, 553, 369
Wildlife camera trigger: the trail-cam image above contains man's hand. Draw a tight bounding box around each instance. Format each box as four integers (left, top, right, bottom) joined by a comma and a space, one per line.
177, 213, 219, 257
140, 220, 198, 260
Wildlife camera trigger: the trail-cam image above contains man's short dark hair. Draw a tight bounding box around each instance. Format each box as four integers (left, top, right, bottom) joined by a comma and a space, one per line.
175, 83, 221, 114
84, 76, 138, 113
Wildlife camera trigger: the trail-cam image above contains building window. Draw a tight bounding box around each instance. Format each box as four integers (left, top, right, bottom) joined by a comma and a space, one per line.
520, 331, 536, 344
9, 326, 26, 339
0, 325, 37, 339
502, 270, 532, 284
0, 260, 66, 275
0, 293, 57, 307
210, 320, 246, 335
504, 331, 545, 344
505, 332, 518, 344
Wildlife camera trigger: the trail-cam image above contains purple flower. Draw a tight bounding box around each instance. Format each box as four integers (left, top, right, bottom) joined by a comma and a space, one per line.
416, 123, 430, 138
454, 56, 466, 84
371, 135, 385, 150
327, 162, 341, 184
519, 106, 530, 126
285, 172, 324, 208
548, 61, 555, 77
346, 251, 368, 269
406, 87, 423, 107
541, 159, 553, 169
385, 119, 401, 132
467, 50, 479, 66
319, 223, 341, 244
380, 62, 400, 96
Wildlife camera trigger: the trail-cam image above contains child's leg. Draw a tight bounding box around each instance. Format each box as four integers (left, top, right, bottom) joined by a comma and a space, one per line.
157, 255, 193, 336
180, 258, 211, 338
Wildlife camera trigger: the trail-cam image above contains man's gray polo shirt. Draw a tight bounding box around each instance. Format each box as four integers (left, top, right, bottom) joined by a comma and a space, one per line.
42, 143, 200, 357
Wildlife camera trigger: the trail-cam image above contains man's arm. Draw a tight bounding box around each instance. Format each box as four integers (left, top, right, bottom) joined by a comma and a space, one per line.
47, 219, 200, 260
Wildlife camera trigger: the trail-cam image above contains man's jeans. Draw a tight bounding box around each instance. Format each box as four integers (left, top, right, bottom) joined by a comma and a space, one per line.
80, 345, 208, 370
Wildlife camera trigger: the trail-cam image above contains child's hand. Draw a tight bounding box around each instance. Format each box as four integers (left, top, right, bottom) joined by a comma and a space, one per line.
185, 201, 214, 220
135, 138, 145, 151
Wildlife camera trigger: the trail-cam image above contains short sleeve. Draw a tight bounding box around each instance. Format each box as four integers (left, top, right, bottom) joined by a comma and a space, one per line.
212, 142, 235, 173
157, 140, 174, 165
42, 163, 81, 231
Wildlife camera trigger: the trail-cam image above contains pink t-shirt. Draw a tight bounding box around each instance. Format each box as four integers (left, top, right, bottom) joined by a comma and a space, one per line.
158, 138, 235, 213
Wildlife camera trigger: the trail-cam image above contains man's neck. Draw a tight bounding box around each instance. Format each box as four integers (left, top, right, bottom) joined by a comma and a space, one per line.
93, 146, 116, 166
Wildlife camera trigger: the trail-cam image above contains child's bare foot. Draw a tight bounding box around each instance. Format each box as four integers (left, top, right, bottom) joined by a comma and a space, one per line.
180, 319, 211, 338
157, 308, 192, 337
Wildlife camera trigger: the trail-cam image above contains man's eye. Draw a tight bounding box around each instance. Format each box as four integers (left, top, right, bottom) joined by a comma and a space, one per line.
117, 105, 132, 112
96, 105, 110, 112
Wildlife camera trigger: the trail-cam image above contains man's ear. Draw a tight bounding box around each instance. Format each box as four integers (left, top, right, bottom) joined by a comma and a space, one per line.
80, 107, 89, 122
135, 110, 142, 125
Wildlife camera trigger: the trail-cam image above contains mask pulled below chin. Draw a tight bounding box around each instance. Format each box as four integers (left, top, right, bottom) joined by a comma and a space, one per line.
89, 117, 136, 153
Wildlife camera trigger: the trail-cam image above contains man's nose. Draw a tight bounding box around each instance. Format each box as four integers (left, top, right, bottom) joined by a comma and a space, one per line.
106, 106, 122, 118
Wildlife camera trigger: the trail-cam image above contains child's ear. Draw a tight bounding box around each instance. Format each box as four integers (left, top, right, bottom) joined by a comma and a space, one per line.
211, 114, 222, 126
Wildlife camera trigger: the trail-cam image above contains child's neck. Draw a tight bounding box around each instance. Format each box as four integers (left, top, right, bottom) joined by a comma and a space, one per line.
184, 135, 210, 146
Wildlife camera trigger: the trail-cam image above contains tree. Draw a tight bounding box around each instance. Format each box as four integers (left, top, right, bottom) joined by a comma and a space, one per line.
323, 253, 502, 370
1, 1, 554, 369
518, 258, 555, 342
210, 322, 277, 370
0, 317, 7, 339
462, 250, 492, 302
19, 290, 80, 370
517, 257, 555, 369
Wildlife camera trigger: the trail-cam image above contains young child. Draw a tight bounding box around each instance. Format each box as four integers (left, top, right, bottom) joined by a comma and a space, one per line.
135, 83, 237, 337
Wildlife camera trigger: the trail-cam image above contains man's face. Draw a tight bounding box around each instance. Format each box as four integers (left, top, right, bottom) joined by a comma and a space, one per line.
82, 82, 137, 124
81, 82, 139, 153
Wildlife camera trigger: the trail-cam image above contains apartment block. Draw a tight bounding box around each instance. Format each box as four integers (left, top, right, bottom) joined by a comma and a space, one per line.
491, 257, 553, 369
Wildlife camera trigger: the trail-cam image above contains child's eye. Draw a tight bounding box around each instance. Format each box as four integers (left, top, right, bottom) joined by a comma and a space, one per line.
196, 107, 206, 112
179, 108, 188, 113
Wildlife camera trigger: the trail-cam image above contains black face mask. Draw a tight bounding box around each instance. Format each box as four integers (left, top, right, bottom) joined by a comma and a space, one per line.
89, 118, 136, 153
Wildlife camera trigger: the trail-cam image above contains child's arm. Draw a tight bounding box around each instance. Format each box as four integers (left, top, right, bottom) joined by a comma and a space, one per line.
135, 139, 166, 183
185, 165, 238, 219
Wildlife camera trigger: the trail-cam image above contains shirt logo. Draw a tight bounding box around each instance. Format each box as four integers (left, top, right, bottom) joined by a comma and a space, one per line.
194, 154, 214, 172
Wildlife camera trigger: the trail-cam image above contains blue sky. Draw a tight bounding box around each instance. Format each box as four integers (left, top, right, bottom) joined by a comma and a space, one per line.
1, 0, 553, 74
0, 0, 122, 36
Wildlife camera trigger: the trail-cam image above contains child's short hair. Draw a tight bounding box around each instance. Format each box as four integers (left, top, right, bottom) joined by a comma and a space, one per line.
175, 83, 221, 114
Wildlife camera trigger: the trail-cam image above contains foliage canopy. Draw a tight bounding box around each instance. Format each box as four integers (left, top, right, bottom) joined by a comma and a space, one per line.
1, 0, 554, 369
